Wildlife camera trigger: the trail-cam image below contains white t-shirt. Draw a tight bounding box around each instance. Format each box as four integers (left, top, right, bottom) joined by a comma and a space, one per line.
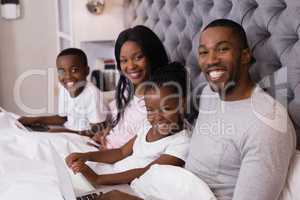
105, 95, 147, 149
95, 121, 190, 174
58, 82, 109, 131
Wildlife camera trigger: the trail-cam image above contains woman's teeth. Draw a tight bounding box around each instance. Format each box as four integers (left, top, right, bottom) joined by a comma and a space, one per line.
128, 71, 141, 79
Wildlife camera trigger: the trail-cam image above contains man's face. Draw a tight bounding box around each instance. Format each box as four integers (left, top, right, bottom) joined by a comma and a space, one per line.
198, 27, 245, 95
56, 55, 89, 97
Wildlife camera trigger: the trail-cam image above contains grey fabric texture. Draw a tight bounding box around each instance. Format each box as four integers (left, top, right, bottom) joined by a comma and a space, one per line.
123, 0, 300, 143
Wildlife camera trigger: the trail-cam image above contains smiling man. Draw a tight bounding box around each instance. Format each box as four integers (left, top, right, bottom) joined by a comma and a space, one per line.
185, 19, 296, 200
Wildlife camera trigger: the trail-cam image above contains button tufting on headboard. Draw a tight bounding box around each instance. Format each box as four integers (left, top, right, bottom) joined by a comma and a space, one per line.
124, 0, 300, 143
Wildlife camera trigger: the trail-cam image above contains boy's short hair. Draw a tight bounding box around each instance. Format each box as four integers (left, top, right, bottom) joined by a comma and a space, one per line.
57, 48, 88, 66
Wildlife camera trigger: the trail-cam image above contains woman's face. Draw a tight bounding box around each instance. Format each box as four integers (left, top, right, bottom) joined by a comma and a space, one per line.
119, 41, 150, 87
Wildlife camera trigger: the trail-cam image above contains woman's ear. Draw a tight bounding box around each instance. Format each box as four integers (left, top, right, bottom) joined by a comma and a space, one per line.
180, 97, 187, 115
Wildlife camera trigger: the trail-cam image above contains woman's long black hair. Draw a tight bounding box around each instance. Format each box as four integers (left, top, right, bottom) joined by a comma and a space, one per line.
113, 25, 169, 126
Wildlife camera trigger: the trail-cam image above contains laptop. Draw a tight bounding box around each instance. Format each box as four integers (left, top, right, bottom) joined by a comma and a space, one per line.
50, 144, 102, 200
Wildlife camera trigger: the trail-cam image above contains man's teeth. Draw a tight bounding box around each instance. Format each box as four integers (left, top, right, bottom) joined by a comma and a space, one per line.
209, 71, 225, 79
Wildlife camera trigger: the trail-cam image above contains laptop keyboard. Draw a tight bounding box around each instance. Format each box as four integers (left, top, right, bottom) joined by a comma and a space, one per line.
76, 192, 101, 200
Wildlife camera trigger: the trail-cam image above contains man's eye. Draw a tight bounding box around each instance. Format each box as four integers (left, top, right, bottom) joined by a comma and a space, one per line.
198, 50, 208, 56
218, 47, 230, 53
57, 69, 64, 76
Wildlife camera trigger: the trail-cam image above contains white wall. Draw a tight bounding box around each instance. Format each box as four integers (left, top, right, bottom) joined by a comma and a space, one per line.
0, 0, 58, 115
72, 0, 125, 47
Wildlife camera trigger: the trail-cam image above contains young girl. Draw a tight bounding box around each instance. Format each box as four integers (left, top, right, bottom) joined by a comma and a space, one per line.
92, 25, 169, 149
65, 62, 190, 186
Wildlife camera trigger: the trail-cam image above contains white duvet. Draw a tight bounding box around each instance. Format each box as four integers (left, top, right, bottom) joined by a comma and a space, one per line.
0, 111, 98, 200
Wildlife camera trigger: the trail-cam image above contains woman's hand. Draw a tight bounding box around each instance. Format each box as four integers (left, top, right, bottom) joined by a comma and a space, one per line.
92, 126, 111, 149
65, 152, 88, 168
97, 190, 142, 200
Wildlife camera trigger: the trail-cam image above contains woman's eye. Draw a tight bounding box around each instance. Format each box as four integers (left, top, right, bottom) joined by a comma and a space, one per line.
120, 59, 127, 64
135, 54, 144, 61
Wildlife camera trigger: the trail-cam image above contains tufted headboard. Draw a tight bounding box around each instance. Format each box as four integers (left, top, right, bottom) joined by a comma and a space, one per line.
123, 0, 300, 145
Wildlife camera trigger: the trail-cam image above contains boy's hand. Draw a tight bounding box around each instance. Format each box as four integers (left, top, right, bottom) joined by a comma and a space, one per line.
65, 152, 88, 168
18, 116, 37, 126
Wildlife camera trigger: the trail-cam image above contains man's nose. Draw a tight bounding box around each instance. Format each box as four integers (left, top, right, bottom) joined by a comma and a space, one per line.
206, 51, 220, 66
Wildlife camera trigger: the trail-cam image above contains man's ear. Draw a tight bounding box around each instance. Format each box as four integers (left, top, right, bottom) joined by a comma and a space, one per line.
86, 66, 90, 76
241, 48, 252, 65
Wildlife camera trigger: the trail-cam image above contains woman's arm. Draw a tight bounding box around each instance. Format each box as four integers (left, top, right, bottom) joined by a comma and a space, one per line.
93, 154, 184, 186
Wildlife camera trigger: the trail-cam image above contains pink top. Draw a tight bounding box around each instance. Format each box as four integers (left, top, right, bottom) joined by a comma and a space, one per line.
106, 95, 147, 149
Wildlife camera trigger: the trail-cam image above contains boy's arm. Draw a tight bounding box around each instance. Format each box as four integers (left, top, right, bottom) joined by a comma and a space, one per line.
18, 115, 67, 126
93, 154, 184, 186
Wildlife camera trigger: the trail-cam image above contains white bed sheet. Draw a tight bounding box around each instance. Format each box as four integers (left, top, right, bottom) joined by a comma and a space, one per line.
0, 111, 101, 200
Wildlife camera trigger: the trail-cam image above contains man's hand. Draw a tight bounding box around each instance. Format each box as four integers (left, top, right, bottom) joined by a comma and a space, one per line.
97, 190, 142, 200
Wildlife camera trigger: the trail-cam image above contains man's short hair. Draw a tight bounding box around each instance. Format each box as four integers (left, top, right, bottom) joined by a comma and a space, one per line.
57, 48, 88, 66
203, 19, 255, 64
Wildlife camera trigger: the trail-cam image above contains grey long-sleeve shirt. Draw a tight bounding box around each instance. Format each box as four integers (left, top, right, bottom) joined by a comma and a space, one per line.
185, 85, 296, 200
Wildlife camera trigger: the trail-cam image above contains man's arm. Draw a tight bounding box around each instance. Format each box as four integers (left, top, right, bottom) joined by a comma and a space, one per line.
232, 121, 296, 200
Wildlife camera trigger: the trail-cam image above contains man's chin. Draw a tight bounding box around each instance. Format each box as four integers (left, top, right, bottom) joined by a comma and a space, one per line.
208, 81, 236, 97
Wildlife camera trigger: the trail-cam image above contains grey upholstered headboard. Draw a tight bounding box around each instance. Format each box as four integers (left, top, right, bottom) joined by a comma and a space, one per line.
123, 0, 300, 144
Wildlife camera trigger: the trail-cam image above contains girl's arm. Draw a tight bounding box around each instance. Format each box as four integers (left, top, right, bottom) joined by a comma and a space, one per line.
92, 154, 185, 186
66, 136, 136, 168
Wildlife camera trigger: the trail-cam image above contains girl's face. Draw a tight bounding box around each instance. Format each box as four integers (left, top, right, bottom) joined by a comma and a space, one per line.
119, 41, 150, 87
145, 86, 185, 136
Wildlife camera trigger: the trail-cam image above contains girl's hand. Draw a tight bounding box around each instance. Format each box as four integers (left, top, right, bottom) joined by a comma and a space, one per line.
97, 190, 142, 200
65, 153, 88, 168
70, 161, 89, 174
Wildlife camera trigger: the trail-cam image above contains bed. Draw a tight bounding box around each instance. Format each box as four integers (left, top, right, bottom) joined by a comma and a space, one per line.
1, 0, 300, 199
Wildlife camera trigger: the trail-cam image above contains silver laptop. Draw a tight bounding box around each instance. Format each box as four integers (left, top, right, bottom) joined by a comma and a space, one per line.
50, 144, 102, 200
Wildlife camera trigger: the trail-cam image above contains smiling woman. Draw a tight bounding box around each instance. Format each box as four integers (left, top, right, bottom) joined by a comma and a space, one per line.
91, 25, 170, 150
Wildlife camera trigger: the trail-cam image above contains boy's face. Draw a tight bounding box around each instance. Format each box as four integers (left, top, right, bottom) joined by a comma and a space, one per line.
145, 86, 184, 136
56, 55, 89, 97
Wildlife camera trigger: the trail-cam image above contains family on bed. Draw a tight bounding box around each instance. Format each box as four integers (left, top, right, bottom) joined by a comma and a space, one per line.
17, 19, 296, 200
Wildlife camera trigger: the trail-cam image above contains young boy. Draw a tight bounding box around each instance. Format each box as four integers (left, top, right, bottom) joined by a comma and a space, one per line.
18, 48, 109, 136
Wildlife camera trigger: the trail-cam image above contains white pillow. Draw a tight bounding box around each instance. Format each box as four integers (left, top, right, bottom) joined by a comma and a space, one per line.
280, 150, 300, 200
131, 164, 216, 200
